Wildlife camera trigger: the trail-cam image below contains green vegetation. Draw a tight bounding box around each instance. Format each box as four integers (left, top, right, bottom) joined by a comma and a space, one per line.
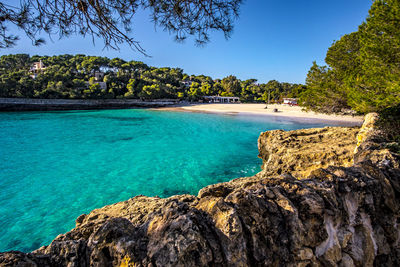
0, 0, 242, 52
300, 0, 400, 114
377, 104, 400, 152
0, 54, 303, 102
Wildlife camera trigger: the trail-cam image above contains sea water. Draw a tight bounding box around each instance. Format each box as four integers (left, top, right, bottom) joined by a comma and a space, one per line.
0, 109, 348, 252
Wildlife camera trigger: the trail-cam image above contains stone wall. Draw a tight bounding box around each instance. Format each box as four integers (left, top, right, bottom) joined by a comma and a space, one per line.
0, 98, 179, 111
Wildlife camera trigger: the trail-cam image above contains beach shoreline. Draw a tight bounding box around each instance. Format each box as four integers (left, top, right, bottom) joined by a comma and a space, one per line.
154, 103, 364, 125
0, 98, 364, 126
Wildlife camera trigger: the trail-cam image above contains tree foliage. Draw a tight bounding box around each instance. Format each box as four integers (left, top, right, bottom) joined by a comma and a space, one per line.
0, 0, 242, 53
300, 0, 400, 114
0, 53, 304, 102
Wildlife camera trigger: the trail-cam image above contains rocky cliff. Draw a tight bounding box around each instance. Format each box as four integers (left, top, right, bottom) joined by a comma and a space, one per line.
257, 126, 359, 179
1, 114, 399, 267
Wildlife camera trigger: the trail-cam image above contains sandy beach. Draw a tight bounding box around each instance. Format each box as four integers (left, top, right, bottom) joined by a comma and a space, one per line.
158, 103, 364, 125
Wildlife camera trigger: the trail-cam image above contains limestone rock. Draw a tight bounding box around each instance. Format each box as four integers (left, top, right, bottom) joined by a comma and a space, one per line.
354, 112, 380, 155
257, 126, 359, 179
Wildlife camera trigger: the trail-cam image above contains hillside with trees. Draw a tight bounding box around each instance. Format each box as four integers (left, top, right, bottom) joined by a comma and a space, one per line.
0, 54, 304, 102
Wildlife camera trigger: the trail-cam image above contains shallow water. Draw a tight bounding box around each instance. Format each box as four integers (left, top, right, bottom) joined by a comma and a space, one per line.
0, 109, 348, 252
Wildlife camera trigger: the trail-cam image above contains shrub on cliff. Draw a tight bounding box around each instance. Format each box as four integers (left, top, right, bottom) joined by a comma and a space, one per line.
378, 104, 400, 152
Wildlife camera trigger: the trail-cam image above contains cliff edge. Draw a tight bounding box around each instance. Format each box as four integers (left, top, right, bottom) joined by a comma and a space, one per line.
1, 113, 399, 267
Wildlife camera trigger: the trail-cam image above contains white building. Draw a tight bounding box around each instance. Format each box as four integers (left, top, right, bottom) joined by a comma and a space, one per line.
30, 60, 47, 79
30, 60, 46, 72
203, 96, 240, 103
283, 98, 298, 106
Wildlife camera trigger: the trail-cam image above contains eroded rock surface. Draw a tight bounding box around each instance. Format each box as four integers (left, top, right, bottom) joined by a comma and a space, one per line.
1, 114, 399, 267
257, 126, 360, 179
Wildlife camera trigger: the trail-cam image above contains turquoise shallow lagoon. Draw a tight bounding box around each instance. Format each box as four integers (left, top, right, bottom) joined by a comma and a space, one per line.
0, 109, 349, 252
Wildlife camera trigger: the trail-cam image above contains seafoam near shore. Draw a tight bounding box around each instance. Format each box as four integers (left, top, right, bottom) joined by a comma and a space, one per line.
158, 103, 364, 125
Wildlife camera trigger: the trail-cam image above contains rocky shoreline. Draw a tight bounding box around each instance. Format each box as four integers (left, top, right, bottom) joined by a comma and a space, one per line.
1, 113, 399, 266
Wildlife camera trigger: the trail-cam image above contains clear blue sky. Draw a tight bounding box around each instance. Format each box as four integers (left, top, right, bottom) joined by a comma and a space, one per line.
0, 0, 372, 84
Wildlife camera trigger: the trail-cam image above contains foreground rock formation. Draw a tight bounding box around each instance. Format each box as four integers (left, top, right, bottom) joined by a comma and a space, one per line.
1, 114, 399, 266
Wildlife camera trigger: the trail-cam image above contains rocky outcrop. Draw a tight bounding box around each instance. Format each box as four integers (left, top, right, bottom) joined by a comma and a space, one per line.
257, 126, 359, 179
1, 114, 399, 267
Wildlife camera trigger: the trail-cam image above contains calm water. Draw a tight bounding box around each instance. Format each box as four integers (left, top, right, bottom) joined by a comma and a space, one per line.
0, 109, 346, 252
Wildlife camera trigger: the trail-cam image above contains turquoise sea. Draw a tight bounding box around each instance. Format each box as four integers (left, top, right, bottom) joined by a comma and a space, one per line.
0, 109, 349, 252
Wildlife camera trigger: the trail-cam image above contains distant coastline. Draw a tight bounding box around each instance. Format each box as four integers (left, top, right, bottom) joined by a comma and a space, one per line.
0, 98, 178, 111
0, 98, 364, 126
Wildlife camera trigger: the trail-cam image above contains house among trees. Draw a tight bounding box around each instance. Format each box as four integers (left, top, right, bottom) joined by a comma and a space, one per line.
30, 60, 46, 72
283, 98, 298, 106
181, 80, 193, 87
93, 71, 105, 81
85, 71, 107, 91
30, 60, 47, 79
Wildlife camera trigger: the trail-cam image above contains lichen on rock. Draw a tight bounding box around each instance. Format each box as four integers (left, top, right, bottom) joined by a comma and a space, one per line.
1, 113, 399, 266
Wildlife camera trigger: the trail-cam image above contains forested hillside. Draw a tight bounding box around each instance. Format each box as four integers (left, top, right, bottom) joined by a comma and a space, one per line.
0, 54, 304, 102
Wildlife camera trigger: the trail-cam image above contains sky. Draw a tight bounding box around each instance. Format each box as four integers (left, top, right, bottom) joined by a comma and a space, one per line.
0, 0, 372, 84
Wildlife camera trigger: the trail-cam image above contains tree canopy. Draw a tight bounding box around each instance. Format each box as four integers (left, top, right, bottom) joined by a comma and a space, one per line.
0, 0, 242, 53
0, 53, 304, 101
300, 0, 400, 114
